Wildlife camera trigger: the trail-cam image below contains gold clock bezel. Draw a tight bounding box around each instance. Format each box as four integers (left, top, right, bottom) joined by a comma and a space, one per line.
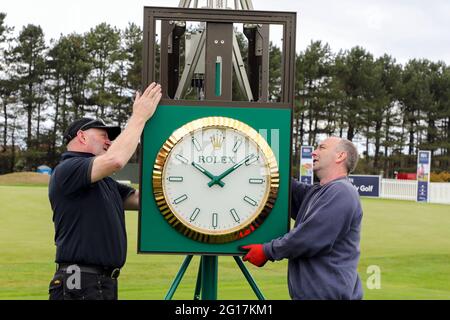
152, 116, 279, 244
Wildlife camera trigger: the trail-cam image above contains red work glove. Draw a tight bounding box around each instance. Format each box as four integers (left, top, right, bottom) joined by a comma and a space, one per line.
240, 244, 268, 267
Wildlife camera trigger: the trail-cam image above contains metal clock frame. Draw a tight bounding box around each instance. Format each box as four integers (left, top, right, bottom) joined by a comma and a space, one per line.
139, 5, 296, 300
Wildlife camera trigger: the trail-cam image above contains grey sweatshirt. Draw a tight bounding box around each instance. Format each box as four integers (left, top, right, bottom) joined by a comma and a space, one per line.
263, 177, 363, 300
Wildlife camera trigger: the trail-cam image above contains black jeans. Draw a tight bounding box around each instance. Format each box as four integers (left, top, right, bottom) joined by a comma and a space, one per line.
49, 270, 118, 300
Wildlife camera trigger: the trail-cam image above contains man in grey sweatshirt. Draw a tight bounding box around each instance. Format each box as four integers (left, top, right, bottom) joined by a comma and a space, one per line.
241, 137, 363, 300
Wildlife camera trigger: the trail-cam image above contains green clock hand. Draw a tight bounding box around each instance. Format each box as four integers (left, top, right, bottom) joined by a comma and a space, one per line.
191, 162, 225, 188
208, 154, 255, 187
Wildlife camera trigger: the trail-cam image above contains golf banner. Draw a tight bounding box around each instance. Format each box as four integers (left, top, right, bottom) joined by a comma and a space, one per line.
416, 150, 431, 202
299, 146, 314, 184
348, 175, 381, 197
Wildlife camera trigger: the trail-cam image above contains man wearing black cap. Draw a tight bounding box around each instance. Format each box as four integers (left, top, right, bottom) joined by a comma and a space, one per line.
48, 82, 162, 300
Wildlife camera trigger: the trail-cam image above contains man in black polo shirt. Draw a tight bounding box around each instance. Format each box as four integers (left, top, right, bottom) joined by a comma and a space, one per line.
48, 82, 162, 300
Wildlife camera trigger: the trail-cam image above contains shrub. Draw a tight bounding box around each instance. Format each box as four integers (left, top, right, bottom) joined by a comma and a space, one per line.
430, 171, 450, 182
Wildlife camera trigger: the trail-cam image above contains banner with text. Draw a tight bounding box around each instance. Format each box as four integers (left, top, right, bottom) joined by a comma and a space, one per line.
348, 175, 381, 197
417, 150, 431, 202
299, 146, 314, 185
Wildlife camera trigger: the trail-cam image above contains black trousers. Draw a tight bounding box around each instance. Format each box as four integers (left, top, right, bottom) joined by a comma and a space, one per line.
49, 270, 118, 300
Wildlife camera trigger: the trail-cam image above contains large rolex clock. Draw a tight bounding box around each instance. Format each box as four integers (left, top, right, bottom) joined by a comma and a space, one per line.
153, 116, 279, 244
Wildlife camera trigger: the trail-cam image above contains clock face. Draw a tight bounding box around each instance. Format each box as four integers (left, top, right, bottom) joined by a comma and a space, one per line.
153, 117, 279, 243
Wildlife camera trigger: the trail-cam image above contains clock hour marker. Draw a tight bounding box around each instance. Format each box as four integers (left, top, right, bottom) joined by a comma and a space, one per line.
245, 154, 258, 166
173, 194, 188, 204
243, 196, 257, 206
212, 213, 218, 229
249, 178, 264, 184
232, 139, 242, 152
190, 208, 200, 221
230, 209, 240, 222
176, 154, 189, 164
168, 176, 184, 182
192, 137, 202, 152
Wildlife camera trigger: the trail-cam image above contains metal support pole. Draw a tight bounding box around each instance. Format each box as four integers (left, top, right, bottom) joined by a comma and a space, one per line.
179, 0, 192, 8
240, 0, 254, 10
174, 29, 207, 99
166, 255, 264, 300
233, 256, 265, 300
232, 32, 254, 101
201, 256, 218, 300
193, 256, 203, 300
164, 255, 193, 300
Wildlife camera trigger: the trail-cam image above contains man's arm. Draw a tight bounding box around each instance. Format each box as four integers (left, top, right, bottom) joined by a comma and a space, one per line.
264, 184, 356, 261
91, 83, 162, 183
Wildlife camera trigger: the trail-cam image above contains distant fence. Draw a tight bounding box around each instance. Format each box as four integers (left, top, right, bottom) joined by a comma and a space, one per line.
380, 179, 450, 204
429, 182, 450, 204
380, 179, 417, 201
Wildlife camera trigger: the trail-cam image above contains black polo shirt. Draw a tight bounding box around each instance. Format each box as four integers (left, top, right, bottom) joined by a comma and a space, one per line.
48, 151, 135, 268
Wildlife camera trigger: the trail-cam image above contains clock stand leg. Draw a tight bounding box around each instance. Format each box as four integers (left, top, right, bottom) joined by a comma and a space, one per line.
193, 257, 203, 300
194, 256, 264, 300
200, 256, 218, 300
233, 256, 265, 300
164, 255, 193, 300
165, 255, 264, 300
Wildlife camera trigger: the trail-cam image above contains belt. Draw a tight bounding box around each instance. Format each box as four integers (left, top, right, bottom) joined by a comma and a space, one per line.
57, 263, 120, 279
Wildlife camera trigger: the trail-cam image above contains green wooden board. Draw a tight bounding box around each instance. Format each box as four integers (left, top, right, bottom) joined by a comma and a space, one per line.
138, 105, 291, 254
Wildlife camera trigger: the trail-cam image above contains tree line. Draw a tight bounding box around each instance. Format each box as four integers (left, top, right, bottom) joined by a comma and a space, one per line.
0, 14, 142, 173
294, 41, 450, 177
0, 13, 449, 177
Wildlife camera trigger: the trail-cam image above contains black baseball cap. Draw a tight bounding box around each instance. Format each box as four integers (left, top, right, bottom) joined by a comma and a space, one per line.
63, 118, 121, 145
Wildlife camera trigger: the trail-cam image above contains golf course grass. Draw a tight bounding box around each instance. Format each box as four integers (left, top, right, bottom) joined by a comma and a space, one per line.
0, 184, 449, 300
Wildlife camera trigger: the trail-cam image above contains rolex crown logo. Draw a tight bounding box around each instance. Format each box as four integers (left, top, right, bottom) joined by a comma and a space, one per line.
210, 133, 224, 150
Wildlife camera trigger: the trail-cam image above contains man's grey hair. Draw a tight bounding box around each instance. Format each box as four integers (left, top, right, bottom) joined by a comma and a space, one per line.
336, 139, 359, 173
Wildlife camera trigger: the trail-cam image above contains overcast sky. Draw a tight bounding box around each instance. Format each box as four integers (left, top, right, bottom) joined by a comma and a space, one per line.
2, 0, 450, 65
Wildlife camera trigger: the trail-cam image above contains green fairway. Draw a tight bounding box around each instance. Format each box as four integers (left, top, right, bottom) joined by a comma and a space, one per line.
0, 185, 449, 299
